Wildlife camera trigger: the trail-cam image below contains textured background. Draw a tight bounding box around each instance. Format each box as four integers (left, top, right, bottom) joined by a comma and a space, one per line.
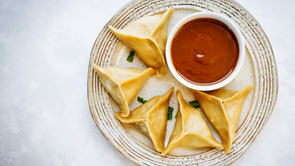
0, 0, 294, 165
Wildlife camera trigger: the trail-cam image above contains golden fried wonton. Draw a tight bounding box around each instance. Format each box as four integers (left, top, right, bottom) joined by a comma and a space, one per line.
191, 85, 253, 154
93, 64, 155, 117
109, 8, 174, 77
115, 87, 174, 152
161, 91, 223, 155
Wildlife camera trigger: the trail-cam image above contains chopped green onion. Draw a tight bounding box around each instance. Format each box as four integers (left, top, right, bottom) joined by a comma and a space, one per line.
127, 51, 135, 62
189, 100, 200, 108
167, 113, 173, 120
168, 106, 174, 113
167, 106, 174, 120
137, 96, 147, 104
137, 96, 144, 103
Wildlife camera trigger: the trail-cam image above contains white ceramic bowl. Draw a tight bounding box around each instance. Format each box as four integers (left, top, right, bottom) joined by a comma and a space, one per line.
166, 12, 245, 91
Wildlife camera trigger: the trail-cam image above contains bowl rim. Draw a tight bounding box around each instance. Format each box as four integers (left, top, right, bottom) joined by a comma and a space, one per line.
165, 12, 245, 91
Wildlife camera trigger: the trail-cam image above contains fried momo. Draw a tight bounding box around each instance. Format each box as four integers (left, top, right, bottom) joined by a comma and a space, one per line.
115, 87, 174, 152
191, 85, 253, 154
93, 64, 155, 117
161, 91, 223, 155
109, 8, 174, 77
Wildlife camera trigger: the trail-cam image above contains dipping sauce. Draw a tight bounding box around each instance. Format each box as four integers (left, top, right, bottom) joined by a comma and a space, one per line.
171, 18, 239, 85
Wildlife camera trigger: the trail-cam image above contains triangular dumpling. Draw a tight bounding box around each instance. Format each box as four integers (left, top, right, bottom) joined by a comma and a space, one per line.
161, 91, 223, 155
191, 85, 253, 154
93, 64, 155, 117
115, 87, 174, 152
109, 8, 174, 77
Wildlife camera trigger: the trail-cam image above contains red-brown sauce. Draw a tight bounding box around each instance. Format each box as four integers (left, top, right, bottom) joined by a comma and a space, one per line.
171, 18, 239, 85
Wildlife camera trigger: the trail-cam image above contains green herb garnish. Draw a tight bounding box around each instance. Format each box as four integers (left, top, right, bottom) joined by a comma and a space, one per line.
137, 96, 147, 104
167, 113, 173, 120
167, 106, 174, 120
168, 106, 174, 113
127, 51, 135, 62
189, 100, 200, 108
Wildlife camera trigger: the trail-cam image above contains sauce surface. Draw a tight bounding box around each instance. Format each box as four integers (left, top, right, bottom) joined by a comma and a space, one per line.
171, 18, 239, 85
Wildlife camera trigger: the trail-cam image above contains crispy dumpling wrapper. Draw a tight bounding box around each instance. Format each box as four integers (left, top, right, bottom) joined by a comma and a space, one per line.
93, 64, 155, 117
191, 85, 253, 154
161, 91, 223, 156
109, 8, 174, 77
115, 87, 174, 152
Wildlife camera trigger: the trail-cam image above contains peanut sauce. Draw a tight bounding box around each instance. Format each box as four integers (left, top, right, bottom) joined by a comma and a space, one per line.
171, 18, 239, 85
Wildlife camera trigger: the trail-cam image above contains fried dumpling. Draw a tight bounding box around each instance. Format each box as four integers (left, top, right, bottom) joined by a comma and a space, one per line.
161, 91, 223, 156
93, 64, 155, 117
109, 8, 174, 77
191, 85, 253, 154
115, 87, 174, 152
